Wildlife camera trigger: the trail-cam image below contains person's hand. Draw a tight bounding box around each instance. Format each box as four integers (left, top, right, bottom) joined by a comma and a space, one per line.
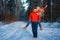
24, 26, 27, 30
45, 5, 48, 8
40, 27, 43, 30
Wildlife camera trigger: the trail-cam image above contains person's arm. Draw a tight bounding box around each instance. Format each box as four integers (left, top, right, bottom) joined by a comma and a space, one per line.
40, 5, 48, 16
42, 5, 48, 10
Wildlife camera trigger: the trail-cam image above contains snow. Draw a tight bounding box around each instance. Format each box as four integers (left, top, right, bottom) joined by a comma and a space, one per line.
41, 22, 60, 28
0, 22, 4, 26
0, 21, 60, 40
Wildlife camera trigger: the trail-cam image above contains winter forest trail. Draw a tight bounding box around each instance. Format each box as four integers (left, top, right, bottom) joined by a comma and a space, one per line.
0, 21, 60, 40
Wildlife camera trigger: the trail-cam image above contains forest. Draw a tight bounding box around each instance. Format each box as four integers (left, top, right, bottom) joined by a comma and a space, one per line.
0, 0, 60, 23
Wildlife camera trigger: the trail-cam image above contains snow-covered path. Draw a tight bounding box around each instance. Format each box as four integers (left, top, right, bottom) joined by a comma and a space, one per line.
0, 21, 60, 40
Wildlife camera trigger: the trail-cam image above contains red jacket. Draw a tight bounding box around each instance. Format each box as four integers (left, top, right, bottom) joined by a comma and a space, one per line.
29, 6, 47, 22
29, 11, 41, 22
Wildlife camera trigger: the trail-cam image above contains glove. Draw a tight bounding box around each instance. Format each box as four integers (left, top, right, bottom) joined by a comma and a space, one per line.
40, 27, 43, 30
24, 26, 27, 30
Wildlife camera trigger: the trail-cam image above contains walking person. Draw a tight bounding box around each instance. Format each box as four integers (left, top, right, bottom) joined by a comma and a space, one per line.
24, 5, 48, 38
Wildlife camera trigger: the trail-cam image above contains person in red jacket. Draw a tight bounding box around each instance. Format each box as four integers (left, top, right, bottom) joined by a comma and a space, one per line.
24, 5, 48, 38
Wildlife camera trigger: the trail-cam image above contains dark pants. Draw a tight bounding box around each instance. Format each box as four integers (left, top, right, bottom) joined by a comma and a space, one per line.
31, 22, 38, 37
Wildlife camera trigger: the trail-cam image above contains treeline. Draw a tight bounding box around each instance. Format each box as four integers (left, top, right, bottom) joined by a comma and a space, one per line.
0, 0, 18, 23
